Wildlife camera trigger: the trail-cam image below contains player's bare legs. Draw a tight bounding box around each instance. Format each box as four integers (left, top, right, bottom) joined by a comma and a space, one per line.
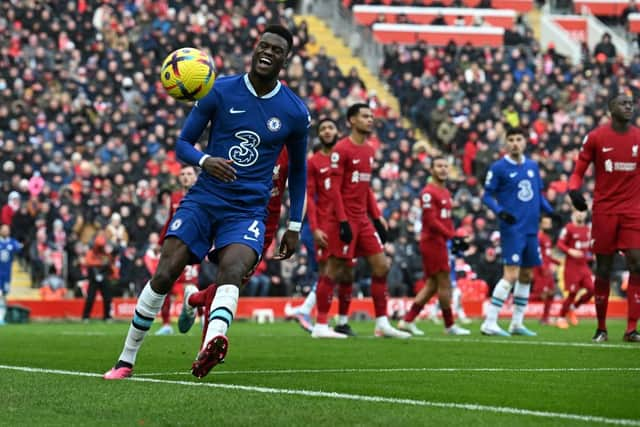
104, 237, 192, 379
192, 243, 257, 377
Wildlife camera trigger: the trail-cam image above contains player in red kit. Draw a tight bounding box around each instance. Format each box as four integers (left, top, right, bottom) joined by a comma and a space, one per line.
285, 118, 348, 333
568, 93, 640, 343
155, 164, 199, 335
397, 156, 471, 336
532, 216, 560, 325
311, 103, 410, 339
555, 210, 594, 329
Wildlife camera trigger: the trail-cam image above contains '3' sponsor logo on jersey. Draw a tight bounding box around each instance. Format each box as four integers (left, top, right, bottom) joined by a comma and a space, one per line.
517, 179, 534, 202
229, 130, 260, 167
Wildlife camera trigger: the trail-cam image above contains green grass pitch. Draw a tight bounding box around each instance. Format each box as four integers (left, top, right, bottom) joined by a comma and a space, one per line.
1, 319, 639, 426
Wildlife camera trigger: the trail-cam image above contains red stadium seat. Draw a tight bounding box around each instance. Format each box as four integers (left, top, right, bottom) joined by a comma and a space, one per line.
347, 0, 532, 8
573, 0, 628, 16
372, 23, 505, 46
353, 5, 517, 28
629, 13, 640, 32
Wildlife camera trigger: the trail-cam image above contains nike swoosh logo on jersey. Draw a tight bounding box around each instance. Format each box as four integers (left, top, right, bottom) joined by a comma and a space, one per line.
509, 172, 517, 178
230, 107, 246, 114
320, 167, 330, 173
243, 234, 258, 241
352, 159, 361, 164
602, 147, 614, 152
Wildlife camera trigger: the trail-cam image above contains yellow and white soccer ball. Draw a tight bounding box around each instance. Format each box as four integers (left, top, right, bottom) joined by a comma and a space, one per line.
160, 47, 216, 102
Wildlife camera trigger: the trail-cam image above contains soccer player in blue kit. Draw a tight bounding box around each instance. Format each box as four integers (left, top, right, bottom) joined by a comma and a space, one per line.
480, 127, 554, 337
0, 224, 23, 326
105, 25, 309, 379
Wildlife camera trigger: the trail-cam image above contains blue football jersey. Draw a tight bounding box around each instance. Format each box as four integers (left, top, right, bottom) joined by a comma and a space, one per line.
177, 74, 309, 223
483, 156, 552, 235
0, 237, 22, 276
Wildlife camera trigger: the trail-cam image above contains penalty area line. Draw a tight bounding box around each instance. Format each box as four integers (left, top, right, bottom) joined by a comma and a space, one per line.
0, 364, 639, 426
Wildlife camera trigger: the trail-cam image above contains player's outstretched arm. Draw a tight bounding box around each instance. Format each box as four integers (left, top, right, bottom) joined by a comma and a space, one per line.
538, 171, 555, 215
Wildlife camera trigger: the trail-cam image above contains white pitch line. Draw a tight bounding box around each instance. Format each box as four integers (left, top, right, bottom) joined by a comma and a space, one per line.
0, 364, 638, 426
411, 336, 640, 350
135, 366, 640, 377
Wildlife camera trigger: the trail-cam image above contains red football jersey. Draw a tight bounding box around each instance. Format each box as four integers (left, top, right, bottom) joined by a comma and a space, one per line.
306, 150, 333, 231
538, 230, 559, 270
159, 190, 186, 244
419, 182, 455, 244
569, 124, 640, 213
265, 147, 288, 229
330, 136, 375, 222
557, 222, 592, 266
176, 264, 199, 285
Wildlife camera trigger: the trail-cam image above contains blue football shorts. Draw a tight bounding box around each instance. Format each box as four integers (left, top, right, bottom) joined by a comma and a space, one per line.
500, 231, 541, 268
164, 192, 266, 263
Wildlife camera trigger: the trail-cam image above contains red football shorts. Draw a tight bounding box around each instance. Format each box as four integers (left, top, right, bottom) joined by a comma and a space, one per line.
420, 241, 450, 277
564, 263, 594, 293
531, 266, 554, 299
591, 212, 640, 254
328, 218, 384, 259
170, 282, 184, 298
264, 218, 278, 251
315, 221, 330, 263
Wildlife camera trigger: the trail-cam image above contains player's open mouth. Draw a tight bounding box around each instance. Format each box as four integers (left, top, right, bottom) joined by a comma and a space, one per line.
257, 56, 273, 70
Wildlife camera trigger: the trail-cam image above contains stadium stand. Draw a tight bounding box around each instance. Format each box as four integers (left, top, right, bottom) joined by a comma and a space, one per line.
0, 0, 632, 308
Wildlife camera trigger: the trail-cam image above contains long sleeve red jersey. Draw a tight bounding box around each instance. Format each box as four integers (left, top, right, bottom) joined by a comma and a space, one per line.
569, 124, 640, 213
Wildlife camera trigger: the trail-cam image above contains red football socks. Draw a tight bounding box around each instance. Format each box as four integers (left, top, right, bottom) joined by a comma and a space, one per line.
315, 276, 335, 324
371, 276, 388, 318
441, 307, 454, 328
160, 296, 171, 325
594, 277, 610, 331
338, 282, 353, 316
626, 274, 640, 333
404, 302, 424, 323
542, 294, 552, 322
560, 292, 577, 318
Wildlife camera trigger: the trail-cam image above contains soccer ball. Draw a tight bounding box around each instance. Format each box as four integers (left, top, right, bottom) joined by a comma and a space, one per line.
160, 48, 216, 102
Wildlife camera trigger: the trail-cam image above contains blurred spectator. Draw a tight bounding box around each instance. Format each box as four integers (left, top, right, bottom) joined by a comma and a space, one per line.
245, 259, 271, 297
1, 191, 21, 226
40, 265, 66, 300
82, 232, 116, 321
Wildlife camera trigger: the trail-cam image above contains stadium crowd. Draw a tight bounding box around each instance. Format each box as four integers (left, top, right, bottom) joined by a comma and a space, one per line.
0, 0, 630, 301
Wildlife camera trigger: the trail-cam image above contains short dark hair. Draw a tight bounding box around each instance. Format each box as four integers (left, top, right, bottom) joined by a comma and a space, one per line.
317, 116, 337, 131
263, 25, 293, 52
505, 126, 527, 138
607, 91, 632, 111
181, 164, 197, 173
431, 155, 448, 164
346, 103, 370, 120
